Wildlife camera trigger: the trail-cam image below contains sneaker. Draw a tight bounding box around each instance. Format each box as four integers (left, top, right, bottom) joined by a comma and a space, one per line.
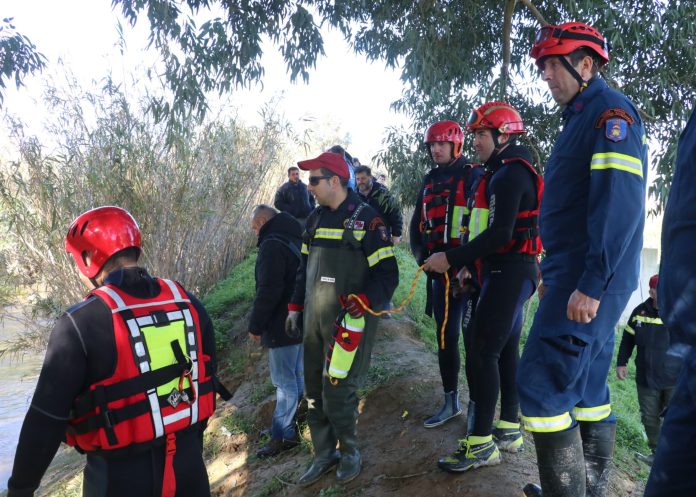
634, 451, 654, 466
437, 437, 501, 473
492, 426, 524, 453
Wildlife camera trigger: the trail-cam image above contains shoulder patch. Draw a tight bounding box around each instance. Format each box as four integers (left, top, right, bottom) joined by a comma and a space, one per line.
605, 118, 628, 142
595, 108, 635, 128
353, 220, 364, 230
368, 216, 385, 230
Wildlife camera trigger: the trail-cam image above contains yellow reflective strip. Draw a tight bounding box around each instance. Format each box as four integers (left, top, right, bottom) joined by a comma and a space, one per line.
301, 243, 309, 255
367, 247, 395, 267
315, 228, 344, 240
451, 205, 464, 239
624, 324, 635, 336
642, 134, 647, 145
634, 316, 664, 325
521, 412, 573, 433
353, 230, 366, 241
572, 404, 612, 422
590, 152, 643, 178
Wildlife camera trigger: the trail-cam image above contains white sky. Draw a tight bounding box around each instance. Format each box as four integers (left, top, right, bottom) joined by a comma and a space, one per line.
2, 0, 410, 163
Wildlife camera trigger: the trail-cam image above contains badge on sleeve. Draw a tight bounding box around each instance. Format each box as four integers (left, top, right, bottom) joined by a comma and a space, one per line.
606, 118, 628, 142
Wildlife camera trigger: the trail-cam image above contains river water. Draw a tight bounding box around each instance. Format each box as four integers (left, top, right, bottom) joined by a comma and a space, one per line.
0, 312, 44, 493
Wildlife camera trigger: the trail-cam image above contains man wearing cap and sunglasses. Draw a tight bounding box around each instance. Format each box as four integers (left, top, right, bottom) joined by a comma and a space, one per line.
517, 22, 647, 497
287, 152, 398, 486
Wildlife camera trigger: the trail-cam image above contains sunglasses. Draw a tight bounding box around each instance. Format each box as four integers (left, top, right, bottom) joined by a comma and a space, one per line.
308, 175, 335, 186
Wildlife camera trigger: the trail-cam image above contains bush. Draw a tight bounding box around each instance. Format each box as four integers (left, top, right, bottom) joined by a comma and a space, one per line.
0, 77, 294, 351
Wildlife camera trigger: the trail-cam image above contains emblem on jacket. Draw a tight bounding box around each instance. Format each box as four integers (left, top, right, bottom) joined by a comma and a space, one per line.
606, 118, 628, 142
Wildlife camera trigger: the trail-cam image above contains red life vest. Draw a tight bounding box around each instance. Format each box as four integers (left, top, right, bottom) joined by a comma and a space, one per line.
467, 157, 544, 256
65, 278, 215, 454
420, 163, 477, 253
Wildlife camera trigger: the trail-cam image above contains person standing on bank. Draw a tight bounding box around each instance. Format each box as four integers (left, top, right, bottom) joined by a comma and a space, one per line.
7, 206, 219, 497
287, 152, 398, 486
616, 274, 683, 465
274, 166, 315, 225
423, 102, 542, 472
355, 165, 403, 245
518, 22, 647, 497
249, 205, 304, 458
410, 120, 483, 429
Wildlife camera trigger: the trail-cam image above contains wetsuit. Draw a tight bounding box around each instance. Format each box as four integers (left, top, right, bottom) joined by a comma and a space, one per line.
409, 156, 483, 395
445, 144, 539, 435
7, 267, 216, 497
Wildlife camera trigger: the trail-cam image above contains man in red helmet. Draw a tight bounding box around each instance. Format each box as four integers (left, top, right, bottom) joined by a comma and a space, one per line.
7, 206, 221, 497
410, 120, 483, 429
616, 274, 682, 465
518, 22, 647, 497
423, 102, 542, 472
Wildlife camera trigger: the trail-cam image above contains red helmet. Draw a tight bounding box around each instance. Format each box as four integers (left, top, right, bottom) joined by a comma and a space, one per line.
65, 206, 141, 278
466, 102, 526, 135
530, 22, 609, 68
424, 120, 464, 158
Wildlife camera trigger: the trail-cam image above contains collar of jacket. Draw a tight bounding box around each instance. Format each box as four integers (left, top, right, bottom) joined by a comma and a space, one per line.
485, 143, 534, 173
562, 75, 608, 120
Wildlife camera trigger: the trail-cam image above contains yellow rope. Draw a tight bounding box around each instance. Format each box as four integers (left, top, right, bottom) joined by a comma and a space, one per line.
348, 265, 450, 350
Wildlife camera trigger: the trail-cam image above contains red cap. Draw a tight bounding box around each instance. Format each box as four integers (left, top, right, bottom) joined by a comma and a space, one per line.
649, 274, 659, 289
298, 152, 349, 179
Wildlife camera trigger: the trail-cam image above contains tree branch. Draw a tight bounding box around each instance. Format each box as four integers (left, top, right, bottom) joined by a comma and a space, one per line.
501, 0, 515, 99
519, 0, 548, 26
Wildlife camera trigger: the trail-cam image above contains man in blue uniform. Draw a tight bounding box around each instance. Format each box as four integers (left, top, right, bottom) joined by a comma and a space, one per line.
518, 22, 647, 497
644, 109, 696, 497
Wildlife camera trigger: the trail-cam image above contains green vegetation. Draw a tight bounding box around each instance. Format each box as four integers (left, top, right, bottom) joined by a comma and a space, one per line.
222, 411, 255, 436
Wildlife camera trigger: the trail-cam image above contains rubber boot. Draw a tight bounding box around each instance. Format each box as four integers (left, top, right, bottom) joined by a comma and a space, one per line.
298, 420, 340, 486
523, 425, 586, 497
466, 400, 476, 435
336, 428, 362, 483
579, 421, 616, 497
424, 391, 462, 428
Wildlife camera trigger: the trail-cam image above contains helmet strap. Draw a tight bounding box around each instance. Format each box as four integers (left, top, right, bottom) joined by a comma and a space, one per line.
558, 55, 590, 95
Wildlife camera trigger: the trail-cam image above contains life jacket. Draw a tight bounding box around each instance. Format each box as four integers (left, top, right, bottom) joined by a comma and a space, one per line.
467, 157, 543, 256
419, 163, 474, 253
65, 278, 215, 455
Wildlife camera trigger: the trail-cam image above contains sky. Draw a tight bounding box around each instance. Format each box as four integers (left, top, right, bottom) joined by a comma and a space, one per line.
3, 0, 410, 163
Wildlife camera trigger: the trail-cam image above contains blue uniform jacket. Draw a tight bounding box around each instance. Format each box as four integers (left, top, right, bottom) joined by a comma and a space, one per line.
659, 108, 696, 345
540, 76, 647, 299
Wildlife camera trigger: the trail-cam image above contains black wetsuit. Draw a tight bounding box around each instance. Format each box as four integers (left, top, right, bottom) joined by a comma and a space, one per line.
446, 144, 539, 436
7, 267, 216, 497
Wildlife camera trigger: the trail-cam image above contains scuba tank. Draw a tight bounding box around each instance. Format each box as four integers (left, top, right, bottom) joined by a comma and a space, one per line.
326, 309, 365, 381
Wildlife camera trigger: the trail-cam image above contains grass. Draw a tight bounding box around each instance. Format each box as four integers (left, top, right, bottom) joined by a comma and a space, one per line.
222, 411, 255, 436
250, 379, 275, 404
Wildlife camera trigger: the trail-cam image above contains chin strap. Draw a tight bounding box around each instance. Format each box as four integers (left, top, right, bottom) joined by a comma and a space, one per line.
558, 55, 591, 95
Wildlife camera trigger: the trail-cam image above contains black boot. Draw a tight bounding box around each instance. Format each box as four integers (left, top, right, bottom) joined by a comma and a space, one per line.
579, 421, 616, 497
298, 418, 339, 486
336, 426, 362, 483
523, 425, 586, 497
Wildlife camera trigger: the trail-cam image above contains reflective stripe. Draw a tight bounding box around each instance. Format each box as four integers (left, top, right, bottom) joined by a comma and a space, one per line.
104, 298, 191, 314
624, 324, 636, 336
642, 134, 647, 145
136, 310, 184, 328
468, 207, 489, 241
190, 380, 199, 424
451, 205, 466, 240
590, 152, 643, 178
521, 412, 573, 433
162, 279, 184, 301
572, 404, 612, 422
366, 247, 395, 267
301, 243, 309, 255
634, 315, 664, 325
148, 389, 164, 437
328, 364, 350, 376
315, 228, 365, 241
100, 286, 127, 309
163, 406, 191, 425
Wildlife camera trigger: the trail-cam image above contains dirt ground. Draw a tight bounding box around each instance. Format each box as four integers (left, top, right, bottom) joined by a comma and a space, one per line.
206, 317, 646, 497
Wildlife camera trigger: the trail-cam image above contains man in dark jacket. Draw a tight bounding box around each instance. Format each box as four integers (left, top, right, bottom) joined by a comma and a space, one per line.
274, 166, 315, 225
616, 275, 683, 466
354, 165, 403, 244
249, 205, 304, 457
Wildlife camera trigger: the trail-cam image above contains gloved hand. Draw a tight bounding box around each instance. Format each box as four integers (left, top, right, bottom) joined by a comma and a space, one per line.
285, 310, 303, 338
339, 294, 369, 318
